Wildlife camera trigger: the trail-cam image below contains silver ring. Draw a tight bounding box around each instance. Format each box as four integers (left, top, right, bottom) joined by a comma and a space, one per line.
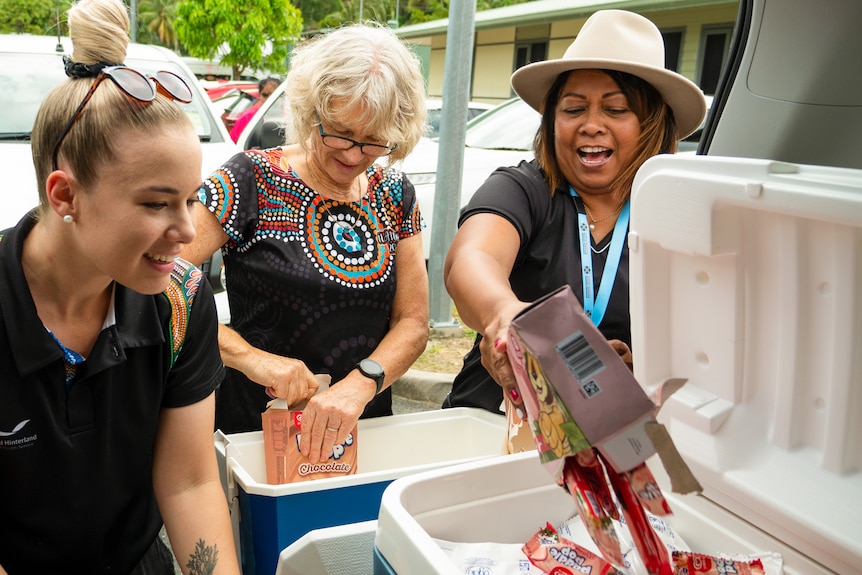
326, 426, 339, 432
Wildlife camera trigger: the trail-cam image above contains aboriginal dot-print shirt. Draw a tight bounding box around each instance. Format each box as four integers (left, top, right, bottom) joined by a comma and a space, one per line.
200, 147, 422, 433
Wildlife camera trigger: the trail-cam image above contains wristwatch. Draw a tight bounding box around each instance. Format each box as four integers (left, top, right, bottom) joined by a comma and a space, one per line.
356, 358, 385, 395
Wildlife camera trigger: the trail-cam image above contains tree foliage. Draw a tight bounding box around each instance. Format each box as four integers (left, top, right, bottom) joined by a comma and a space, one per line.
0, 0, 55, 34
294, 0, 533, 31
137, 0, 180, 50
402, 0, 531, 25
0, 0, 536, 56
175, 0, 303, 78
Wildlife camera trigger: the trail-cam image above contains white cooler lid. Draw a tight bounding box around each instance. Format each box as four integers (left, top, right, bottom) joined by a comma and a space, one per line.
629, 155, 862, 575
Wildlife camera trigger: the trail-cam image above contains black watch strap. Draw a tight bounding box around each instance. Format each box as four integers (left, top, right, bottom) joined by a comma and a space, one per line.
356, 358, 385, 395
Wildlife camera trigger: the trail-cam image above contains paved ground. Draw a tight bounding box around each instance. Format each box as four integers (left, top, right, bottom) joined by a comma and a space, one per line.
392, 369, 453, 414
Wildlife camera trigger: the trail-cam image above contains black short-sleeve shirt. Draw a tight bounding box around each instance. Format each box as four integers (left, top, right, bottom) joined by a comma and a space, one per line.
0, 214, 224, 574
446, 159, 630, 413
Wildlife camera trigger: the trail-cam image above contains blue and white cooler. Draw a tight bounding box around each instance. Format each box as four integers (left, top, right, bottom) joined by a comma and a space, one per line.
216, 407, 507, 575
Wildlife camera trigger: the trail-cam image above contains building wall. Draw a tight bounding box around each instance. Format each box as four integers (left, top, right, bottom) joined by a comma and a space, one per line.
405, 2, 738, 105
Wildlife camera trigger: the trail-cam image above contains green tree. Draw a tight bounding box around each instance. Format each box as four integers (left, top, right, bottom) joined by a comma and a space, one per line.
402, 0, 531, 26
0, 0, 54, 34
404, 0, 446, 24
291, 0, 340, 29
176, 0, 303, 79
138, 0, 180, 50
304, 0, 398, 30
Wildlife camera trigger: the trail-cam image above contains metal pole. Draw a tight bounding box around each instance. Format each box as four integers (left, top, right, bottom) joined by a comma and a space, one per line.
129, 0, 137, 42
427, 0, 476, 330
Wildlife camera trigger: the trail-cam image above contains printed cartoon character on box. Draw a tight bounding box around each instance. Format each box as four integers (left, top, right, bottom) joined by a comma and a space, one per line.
508, 332, 589, 462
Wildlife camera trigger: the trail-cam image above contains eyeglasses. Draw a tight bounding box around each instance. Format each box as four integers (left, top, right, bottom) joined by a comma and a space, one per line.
317, 123, 398, 157
52, 66, 193, 171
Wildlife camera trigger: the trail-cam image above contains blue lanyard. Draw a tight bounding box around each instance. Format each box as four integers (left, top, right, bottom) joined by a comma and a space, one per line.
569, 186, 629, 327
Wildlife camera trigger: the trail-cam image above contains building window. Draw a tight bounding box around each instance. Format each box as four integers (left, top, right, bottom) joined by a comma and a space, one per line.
699, 26, 733, 95
514, 41, 548, 70
662, 30, 684, 72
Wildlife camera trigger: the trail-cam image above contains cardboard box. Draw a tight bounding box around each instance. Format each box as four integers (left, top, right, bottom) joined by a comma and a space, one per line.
507, 285, 657, 474
215, 407, 507, 575
261, 399, 358, 484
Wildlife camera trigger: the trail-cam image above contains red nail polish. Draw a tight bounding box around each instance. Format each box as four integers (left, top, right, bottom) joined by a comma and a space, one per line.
494, 338, 502, 348
509, 387, 520, 402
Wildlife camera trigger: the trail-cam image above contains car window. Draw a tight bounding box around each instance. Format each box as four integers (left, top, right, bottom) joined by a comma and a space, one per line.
260, 92, 288, 126
238, 90, 291, 150
425, 103, 494, 139
0, 52, 66, 136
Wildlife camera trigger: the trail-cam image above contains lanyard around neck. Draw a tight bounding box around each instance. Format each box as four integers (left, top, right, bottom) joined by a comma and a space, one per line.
569, 186, 630, 327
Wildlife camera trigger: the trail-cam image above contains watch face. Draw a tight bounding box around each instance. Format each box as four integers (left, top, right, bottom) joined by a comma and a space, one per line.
359, 358, 384, 378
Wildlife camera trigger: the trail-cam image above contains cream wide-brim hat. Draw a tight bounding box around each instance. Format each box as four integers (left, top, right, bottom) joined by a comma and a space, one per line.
511, 9, 707, 139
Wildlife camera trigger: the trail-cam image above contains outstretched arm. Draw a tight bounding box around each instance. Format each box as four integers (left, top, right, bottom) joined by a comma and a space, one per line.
444, 213, 528, 408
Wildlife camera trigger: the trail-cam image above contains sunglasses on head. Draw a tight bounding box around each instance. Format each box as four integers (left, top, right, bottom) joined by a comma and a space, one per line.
52, 65, 194, 171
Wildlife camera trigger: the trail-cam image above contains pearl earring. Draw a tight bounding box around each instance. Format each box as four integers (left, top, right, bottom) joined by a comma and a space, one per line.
63, 214, 73, 223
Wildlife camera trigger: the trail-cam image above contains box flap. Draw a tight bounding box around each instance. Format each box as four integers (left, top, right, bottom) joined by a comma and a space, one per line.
629, 155, 862, 575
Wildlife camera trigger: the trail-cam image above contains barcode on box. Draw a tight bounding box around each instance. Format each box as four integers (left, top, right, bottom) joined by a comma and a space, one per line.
556, 331, 605, 397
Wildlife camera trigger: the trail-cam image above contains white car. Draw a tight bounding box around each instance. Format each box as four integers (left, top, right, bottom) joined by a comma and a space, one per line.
0, 33, 237, 314
423, 98, 495, 139
0, 34, 237, 228
399, 97, 540, 261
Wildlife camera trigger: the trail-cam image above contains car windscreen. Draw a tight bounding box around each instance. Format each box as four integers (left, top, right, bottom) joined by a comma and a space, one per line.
0, 52, 225, 143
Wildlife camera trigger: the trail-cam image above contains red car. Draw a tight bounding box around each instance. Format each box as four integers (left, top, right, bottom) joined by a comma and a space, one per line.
204, 80, 259, 101
205, 81, 260, 132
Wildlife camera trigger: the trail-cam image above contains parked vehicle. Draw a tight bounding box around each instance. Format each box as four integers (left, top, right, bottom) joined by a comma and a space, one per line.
204, 81, 261, 132
398, 98, 538, 260
203, 80, 260, 101
0, 33, 237, 307
234, 79, 288, 150
423, 98, 495, 138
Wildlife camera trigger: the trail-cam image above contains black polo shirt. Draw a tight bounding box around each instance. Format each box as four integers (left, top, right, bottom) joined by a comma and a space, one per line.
445, 160, 631, 414
0, 214, 225, 574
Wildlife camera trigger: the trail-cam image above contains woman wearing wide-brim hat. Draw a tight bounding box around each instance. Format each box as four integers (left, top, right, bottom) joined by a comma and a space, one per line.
443, 10, 707, 416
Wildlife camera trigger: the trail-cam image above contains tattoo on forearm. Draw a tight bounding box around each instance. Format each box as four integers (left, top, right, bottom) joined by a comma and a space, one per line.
186, 539, 218, 575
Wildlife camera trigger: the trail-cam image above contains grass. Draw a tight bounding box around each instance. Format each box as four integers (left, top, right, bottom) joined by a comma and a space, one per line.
412, 309, 477, 374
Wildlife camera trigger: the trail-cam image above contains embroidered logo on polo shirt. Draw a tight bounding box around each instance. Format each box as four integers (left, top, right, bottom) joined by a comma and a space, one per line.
0, 419, 37, 450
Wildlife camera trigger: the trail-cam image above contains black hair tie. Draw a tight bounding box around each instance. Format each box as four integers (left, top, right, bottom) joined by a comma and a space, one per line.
63, 54, 124, 79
